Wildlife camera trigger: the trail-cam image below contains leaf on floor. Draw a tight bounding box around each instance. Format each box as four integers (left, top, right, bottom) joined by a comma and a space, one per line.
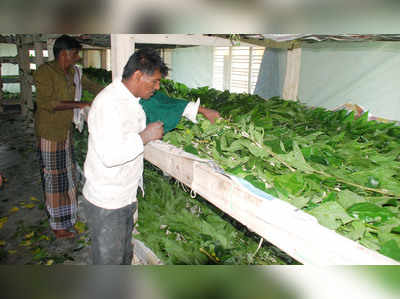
19, 240, 32, 247
0, 217, 8, 229
9, 206, 19, 213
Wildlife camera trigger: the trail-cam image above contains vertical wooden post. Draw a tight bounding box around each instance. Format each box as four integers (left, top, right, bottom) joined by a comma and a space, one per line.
282, 47, 302, 101
161, 48, 172, 79
100, 49, 107, 69
248, 47, 253, 93
16, 34, 33, 117
110, 34, 135, 80
0, 62, 3, 113
33, 34, 45, 67
82, 49, 89, 68
110, 34, 137, 224
223, 47, 232, 91
47, 38, 56, 61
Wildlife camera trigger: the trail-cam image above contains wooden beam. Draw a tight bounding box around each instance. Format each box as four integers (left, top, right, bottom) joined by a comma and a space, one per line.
131, 34, 256, 47
1, 77, 21, 84
0, 35, 16, 44
33, 34, 45, 67
47, 38, 55, 61
0, 56, 18, 64
282, 47, 302, 101
110, 34, 135, 81
0, 56, 48, 64
144, 141, 399, 265
16, 34, 33, 117
248, 47, 253, 93
0, 63, 3, 113
100, 49, 107, 69
82, 50, 89, 68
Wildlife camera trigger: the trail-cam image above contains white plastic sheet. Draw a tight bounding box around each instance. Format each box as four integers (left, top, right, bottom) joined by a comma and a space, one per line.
170, 46, 213, 89
255, 41, 400, 122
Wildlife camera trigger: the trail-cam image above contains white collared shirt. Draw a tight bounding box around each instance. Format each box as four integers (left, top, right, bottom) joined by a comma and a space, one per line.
83, 78, 199, 209
83, 78, 146, 209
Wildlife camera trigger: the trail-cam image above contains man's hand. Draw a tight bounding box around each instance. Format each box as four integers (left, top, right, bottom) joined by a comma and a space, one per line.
54, 101, 91, 111
198, 107, 220, 124
139, 121, 164, 144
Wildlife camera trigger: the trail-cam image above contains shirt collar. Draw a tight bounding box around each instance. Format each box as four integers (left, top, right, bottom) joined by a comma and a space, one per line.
115, 77, 140, 103
49, 60, 75, 76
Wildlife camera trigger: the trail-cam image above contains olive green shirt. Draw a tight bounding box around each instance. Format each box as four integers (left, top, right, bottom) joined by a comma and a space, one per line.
33, 61, 103, 141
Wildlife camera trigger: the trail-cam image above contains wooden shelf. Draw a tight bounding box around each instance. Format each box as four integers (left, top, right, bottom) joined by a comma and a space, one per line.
144, 141, 399, 265
2, 77, 20, 83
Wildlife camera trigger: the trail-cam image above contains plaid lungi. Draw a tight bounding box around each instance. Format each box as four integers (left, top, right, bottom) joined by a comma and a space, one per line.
37, 133, 77, 230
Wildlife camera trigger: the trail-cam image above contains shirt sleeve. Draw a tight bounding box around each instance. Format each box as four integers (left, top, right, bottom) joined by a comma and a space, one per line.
33, 65, 58, 112
182, 98, 200, 123
88, 98, 144, 168
81, 74, 104, 96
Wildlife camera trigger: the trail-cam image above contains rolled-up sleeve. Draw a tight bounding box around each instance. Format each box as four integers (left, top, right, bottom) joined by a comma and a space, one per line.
33, 66, 58, 112
88, 99, 144, 168
182, 98, 200, 123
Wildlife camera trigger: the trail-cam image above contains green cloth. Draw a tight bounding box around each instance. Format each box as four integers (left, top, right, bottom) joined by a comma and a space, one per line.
139, 91, 189, 133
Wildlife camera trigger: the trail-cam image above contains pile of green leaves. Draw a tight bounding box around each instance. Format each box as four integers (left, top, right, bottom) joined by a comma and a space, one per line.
1, 91, 20, 100
136, 162, 296, 265
82, 67, 112, 86
73, 68, 110, 164
73, 131, 295, 264
73, 124, 89, 169
161, 79, 400, 262
72, 73, 296, 264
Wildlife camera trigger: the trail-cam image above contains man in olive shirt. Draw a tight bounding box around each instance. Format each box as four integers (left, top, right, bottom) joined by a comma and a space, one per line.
34, 35, 103, 239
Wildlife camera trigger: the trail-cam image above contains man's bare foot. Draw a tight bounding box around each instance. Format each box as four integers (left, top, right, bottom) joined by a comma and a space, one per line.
52, 229, 75, 239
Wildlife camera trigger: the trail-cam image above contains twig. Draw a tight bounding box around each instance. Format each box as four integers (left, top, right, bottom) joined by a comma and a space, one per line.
313, 169, 399, 197
252, 238, 264, 259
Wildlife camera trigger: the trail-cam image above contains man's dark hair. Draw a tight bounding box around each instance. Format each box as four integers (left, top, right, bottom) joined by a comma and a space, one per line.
122, 48, 169, 80
53, 34, 82, 59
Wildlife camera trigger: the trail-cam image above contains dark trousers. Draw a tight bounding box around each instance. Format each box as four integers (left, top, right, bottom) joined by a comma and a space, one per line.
85, 198, 137, 265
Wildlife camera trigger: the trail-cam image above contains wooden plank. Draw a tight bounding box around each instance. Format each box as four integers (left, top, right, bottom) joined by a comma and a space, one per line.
131, 34, 255, 47
0, 56, 48, 64
144, 141, 195, 186
282, 47, 302, 101
0, 35, 16, 44
132, 239, 163, 265
144, 141, 399, 265
2, 77, 20, 83
0, 56, 18, 64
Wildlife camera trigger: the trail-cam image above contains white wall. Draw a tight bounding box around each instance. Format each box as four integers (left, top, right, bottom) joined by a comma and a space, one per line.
170, 46, 213, 88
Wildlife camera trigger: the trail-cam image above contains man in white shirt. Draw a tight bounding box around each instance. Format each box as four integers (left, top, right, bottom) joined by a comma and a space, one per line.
83, 48, 219, 264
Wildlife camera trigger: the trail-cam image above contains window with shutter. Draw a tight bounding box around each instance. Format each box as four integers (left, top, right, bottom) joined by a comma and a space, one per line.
213, 46, 265, 94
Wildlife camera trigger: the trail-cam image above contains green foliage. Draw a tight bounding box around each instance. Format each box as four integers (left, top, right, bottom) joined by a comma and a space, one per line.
73, 124, 89, 168
161, 78, 400, 261
82, 67, 112, 85
135, 163, 296, 265
73, 75, 400, 262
